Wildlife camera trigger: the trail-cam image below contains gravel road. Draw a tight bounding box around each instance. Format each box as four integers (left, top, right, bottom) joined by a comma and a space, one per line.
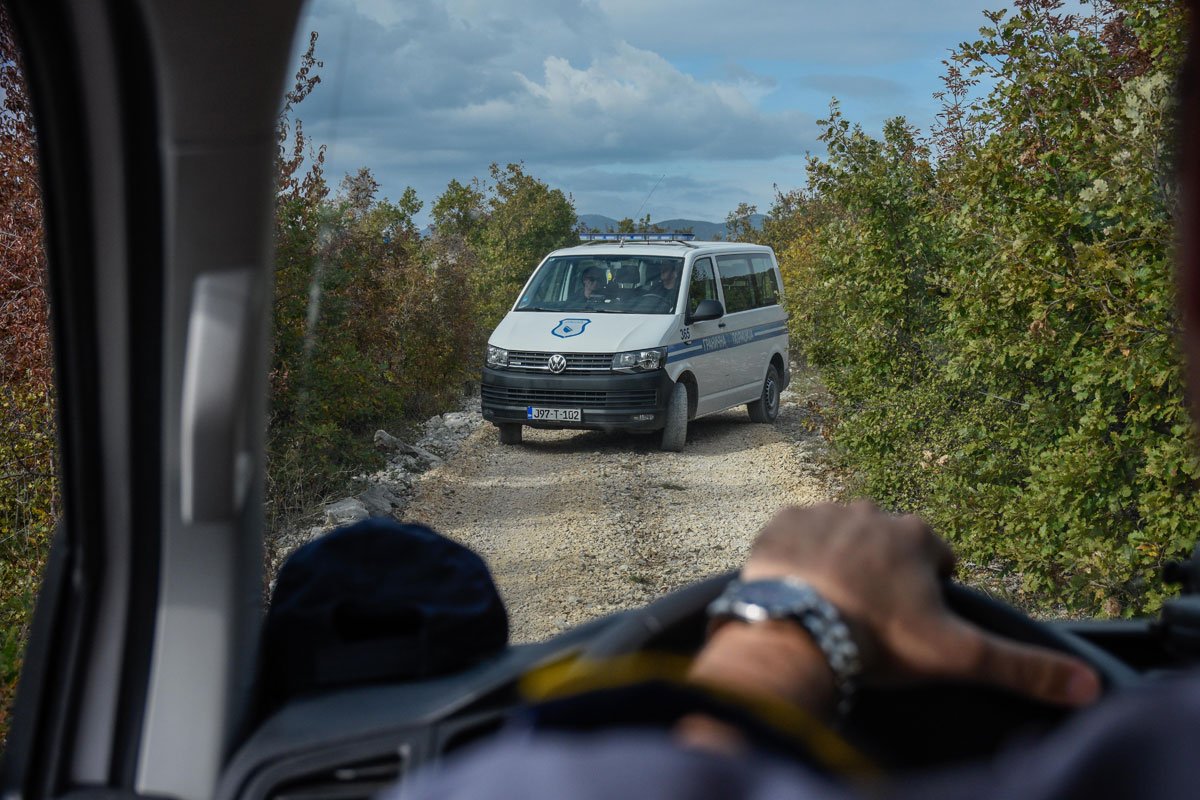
402, 378, 836, 643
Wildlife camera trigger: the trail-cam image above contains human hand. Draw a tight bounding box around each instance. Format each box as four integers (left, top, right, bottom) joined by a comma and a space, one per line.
742, 502, 1101, 707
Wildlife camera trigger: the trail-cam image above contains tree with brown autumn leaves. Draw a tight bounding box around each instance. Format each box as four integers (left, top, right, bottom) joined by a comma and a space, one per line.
0, 2, 56, 738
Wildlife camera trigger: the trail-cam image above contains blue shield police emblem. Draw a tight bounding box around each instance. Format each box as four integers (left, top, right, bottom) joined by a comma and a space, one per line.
552, 318, 591, 339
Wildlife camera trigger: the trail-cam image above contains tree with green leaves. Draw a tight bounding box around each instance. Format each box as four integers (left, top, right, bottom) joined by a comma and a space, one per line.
724, 202, 760, 242
267, 37, 477, 535
772, 0, 1192, 615
431, 177, 486, 242
432, 162, 577, 329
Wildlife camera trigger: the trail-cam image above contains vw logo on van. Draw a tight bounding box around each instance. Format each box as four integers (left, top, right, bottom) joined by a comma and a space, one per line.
547, 354, 567, 374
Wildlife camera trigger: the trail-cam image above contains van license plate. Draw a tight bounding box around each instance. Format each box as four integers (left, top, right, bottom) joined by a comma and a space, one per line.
527, 407, 582, 422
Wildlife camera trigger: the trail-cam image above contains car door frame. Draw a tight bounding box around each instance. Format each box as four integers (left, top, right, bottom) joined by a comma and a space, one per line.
1, 2, 302, 799
675, 254, 733, 415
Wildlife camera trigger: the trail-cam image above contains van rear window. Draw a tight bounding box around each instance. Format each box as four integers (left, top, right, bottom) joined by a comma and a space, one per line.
716, 256, 755, 313
717, 253, 780, 312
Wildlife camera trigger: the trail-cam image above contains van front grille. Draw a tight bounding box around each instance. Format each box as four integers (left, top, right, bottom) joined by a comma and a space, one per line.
482, 386, 657, 409
506, 351, 613, 374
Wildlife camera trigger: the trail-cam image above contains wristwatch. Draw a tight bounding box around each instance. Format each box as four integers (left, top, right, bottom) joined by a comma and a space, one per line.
707, 577, 862, 713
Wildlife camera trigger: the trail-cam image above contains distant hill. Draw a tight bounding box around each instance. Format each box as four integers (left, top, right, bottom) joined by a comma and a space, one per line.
576, 214, 765, 241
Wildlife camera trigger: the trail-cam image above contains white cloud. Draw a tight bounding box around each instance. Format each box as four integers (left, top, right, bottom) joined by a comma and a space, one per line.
292, 0, 816, 187
488, 45, 807, 160
290, 0, 1061, 221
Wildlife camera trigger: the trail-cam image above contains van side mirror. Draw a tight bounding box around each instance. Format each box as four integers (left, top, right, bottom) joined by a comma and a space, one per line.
688, 299, 724, 323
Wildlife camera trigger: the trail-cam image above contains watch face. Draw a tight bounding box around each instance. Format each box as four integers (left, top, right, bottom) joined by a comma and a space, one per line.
727, 579, 816, 621
738, 580, 809, 608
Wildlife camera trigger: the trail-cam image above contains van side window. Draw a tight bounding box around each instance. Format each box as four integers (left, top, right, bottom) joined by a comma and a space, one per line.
749, 254, 781, 306
716, 255, 755, 313
687, 257, 718, 314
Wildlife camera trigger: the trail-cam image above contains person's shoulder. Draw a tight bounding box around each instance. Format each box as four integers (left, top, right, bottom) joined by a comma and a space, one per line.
396, 730, 848, 800
893, 674, 1200, 800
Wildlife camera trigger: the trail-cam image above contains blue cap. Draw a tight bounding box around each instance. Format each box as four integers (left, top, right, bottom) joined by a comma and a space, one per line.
260, 518, 508, 709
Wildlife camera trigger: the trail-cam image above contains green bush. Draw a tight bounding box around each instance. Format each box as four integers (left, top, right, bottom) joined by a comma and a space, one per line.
267, 40, 578, 539
0, 382, 56, 734
268, 168, 480, 533
773, 0, 1193, 615
432, 162, 578, 332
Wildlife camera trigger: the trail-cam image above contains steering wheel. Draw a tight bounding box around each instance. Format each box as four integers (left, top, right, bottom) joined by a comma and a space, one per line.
579, 572, 1139, 769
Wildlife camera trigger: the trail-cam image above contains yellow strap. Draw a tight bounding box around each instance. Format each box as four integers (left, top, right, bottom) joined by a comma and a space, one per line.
519, 651, 879, 779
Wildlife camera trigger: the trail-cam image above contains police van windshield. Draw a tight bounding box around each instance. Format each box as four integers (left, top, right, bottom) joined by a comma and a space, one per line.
515, 255, 683, 315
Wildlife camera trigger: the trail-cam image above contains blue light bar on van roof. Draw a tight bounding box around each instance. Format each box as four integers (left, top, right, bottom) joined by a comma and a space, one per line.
579, 232, 696, 242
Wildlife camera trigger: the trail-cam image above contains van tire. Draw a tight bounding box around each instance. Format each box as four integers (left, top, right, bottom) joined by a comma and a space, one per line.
747, 365, 781, 423
660, 381, 688, 452
498, 423, 523, 445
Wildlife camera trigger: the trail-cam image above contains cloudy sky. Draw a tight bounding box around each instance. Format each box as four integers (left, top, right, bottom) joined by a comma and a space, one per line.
289, 0, 1070, 226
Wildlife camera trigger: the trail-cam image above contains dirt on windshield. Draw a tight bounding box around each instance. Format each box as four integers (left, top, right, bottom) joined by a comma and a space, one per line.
402, 373, 837, 642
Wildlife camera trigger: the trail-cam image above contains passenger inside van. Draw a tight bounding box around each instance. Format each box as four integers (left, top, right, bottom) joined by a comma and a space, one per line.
575, 267, 608, 302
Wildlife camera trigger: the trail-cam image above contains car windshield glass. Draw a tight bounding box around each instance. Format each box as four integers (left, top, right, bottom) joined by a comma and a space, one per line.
262, 0, 1192, 642
10, 0, 1200, 796
9, 6, 1195, 750
515, 255, 683, 314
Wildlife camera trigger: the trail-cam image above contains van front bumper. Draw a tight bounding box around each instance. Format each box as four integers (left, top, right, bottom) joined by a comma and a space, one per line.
480, 367, 674, 432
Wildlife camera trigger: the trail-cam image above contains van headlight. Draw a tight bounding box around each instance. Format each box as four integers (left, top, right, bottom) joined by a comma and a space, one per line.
612, 348, 665, 372
486, 345, 509, 368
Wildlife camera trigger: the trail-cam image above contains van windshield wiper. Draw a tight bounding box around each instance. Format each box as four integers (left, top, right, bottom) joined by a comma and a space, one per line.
515, 306, 556, 312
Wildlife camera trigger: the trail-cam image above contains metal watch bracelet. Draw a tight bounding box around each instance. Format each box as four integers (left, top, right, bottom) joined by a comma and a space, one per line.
707, 577, 863, 715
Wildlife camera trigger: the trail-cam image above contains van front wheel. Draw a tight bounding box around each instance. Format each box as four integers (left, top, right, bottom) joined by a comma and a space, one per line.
660, 381, 688, 452
498, 423, 523, 445
747, 365, 781, 423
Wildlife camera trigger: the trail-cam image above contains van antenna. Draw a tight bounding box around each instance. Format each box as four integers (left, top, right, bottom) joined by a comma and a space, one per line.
633, 175, 666, 224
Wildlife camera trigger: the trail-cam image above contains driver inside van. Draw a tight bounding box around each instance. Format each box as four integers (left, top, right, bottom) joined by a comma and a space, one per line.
575, 266, 607, 302
645, 261, 679, 297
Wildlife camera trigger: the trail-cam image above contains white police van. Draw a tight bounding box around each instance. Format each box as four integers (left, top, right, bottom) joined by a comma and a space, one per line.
480, 234, 789, 451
